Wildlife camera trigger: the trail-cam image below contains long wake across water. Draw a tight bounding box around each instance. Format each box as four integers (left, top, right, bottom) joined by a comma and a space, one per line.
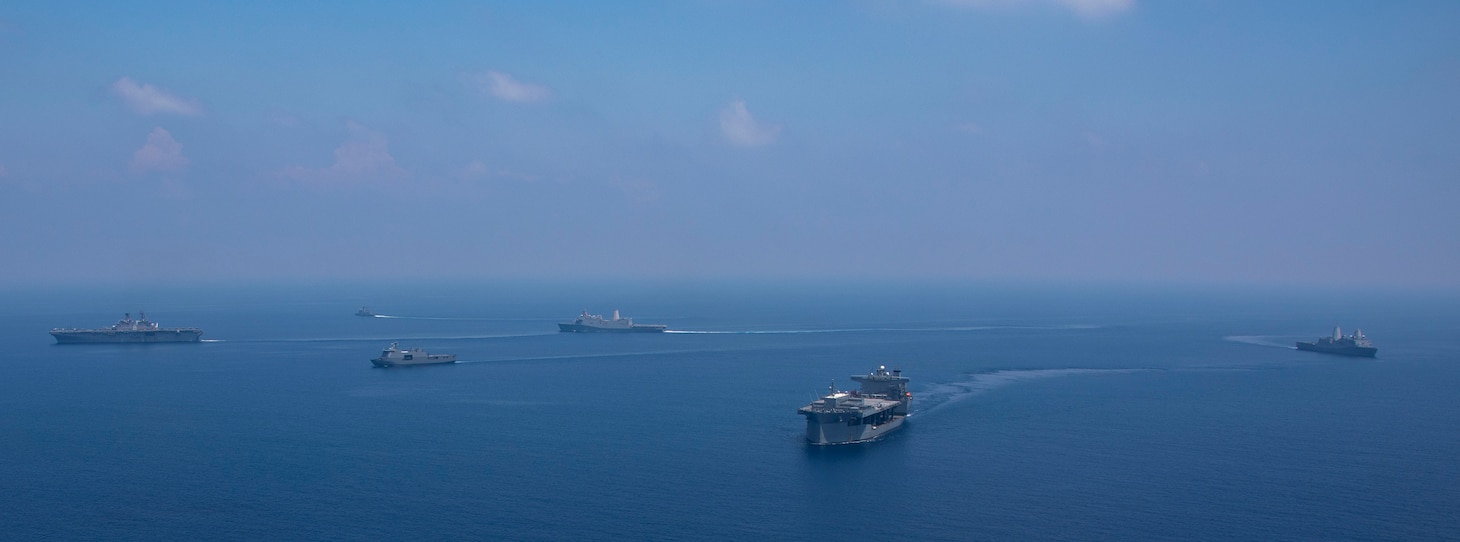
1222, 335, 1299, 350
665, 324, 1101, 335
914, 368, 1150, 415
203, 332, 558, 343
368, 314, 555, 322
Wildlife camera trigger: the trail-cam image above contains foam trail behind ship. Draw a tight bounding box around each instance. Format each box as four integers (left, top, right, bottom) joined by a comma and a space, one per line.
454, 347, 748, 365
914, 368, 1150, 415
370, 314, 554, 322
203, 332, 558, 344
1223, 335, 1300, 350
665, 324, 1100, 335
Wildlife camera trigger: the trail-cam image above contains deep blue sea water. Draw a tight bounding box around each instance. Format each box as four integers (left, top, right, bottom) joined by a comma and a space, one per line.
2, 282, 1457, 541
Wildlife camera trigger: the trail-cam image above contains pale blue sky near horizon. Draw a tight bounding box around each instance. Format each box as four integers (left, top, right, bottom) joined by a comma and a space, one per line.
1, 1, 1457, 288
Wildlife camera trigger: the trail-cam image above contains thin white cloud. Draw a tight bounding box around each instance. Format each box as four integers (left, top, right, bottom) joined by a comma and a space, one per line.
458, 160, 491, 179
936, 0, 1134, 19
454, 160, 542, 183
474, 71, 551, 103
283, 122, 408, 183
614, 177, 660, 204
268, 111, 301, 127
130, 127, 189, 174
1057, 0, 1134, 19
111, 77, 202, 116
719, 99, 780, 147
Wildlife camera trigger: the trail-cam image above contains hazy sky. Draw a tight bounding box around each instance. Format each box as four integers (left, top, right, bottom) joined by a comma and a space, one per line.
2, 1, 1457, 287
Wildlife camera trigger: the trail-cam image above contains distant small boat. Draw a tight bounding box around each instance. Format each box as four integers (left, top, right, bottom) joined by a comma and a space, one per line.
1296, 326, 1377, 358
371, 343, 456, 367
356, 306, 376, 317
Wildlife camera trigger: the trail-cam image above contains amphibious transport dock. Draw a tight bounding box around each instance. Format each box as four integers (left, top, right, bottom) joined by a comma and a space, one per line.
798, 366, 911, 445
371, 343, 457, 367
1297, 326, 1378, 358
51, 313, 202, 344
558, 310, 667, 333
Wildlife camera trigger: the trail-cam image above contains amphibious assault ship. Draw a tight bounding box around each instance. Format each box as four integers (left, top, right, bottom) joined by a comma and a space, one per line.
371, 343, 457, 367
798, 366, 911, 445
1297, 326, 1378, 358
50, 313, 203, 344
558, 310, 667, 333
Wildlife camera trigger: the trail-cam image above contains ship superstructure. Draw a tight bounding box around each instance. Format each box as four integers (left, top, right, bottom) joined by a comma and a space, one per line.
51, 312, 203, 344
798, 366, 911, 445
1296, 326, 1378, 358
557, 309, 667, 333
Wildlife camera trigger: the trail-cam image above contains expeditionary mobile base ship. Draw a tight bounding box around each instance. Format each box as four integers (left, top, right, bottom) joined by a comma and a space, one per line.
51, 313, 203, 344
799, 366, 911, 445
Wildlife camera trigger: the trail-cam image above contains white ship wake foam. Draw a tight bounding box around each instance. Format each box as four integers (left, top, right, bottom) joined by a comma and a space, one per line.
458, 347, 763, 365
210, 332, 557, 343
915, 368, 1150, 415
370, 314, 554, 322
665, 324, 1101, 335
1222, 335, 1300, 350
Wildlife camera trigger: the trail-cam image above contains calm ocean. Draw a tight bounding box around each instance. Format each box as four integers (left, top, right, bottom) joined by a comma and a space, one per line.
2, 282, 1457, 541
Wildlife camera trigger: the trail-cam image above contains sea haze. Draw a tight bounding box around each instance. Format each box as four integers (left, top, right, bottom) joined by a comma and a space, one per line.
2, 282, 1457, 540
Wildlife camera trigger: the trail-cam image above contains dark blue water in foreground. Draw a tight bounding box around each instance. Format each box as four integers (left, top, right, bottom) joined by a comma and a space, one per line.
2, 282, 1457, 541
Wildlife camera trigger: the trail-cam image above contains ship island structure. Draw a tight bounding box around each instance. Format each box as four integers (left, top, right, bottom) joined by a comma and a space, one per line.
799, 366, 912, 445
558, 310, 667, 333
1297, 326, 1378, 358
50, 313, 202, 344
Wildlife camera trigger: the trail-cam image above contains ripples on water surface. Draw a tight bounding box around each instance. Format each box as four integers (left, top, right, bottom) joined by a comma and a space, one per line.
2, 283, 1457, 541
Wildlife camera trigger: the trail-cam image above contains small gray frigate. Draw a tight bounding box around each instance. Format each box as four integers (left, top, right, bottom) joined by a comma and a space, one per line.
558, 309, 667, 333
51, 312, 203, 344
1297, 326, 1378, 358
798, 366, 911, 445
371, 342, 457, 367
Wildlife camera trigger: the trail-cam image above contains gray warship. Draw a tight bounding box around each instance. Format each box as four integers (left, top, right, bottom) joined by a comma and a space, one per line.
371, 342, 457, 367
558, 309, 667, 333
1297, 326, 1378, 358
798, 366, 911, 445
51, 312, 203, 344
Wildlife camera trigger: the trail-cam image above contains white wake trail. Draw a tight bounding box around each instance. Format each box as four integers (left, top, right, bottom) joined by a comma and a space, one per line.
915, 368, 1149, 415
1223, 335, 1299, 350
665, 324, 1100, 335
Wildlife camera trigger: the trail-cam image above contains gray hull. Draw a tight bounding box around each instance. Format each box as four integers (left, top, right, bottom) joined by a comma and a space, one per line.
371, 357, 456, 368
558, 323, 666, 333
1296, 341, 1377, 358
52, 329, 203, 344
799, 366, 912, 445
806, 416, 906, 446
